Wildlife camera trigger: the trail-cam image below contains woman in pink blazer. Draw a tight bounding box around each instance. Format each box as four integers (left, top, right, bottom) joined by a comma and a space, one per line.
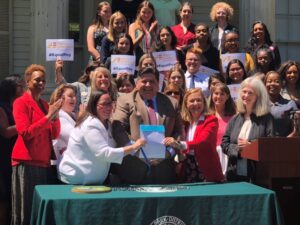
164, 88, 224, 182
11, 64, 63, 225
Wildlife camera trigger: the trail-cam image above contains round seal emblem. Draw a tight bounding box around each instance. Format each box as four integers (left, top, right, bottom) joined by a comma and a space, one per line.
150, 216, 186, 225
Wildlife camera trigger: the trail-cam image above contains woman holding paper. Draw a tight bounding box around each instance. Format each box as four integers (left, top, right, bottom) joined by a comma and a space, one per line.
222, 30, 254, 73
58, 91, 146, 185
104, 33, 134, 77
221, 77, 273, 182
101, 11, 128, 64
164, 88, 224, 182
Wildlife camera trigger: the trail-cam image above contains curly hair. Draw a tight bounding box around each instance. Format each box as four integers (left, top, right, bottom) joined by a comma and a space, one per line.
24, 64, 46, 83
210, 2, 234, 22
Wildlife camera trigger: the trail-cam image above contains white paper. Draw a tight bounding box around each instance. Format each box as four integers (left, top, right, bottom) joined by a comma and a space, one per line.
46, 39, 74, 61
152, 51, 177, 72
111, 55, 136, 74
139, 125, 165, 159
227, 84, 240, 102
198, 65, 219, 76
221, 53, 246, 72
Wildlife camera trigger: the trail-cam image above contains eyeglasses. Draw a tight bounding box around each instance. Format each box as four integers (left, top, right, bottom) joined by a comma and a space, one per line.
166, 91, 180, 96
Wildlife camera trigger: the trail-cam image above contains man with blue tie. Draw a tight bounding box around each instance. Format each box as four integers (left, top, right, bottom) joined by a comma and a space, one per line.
112, 67, 182, 184
184, 47, 210, 96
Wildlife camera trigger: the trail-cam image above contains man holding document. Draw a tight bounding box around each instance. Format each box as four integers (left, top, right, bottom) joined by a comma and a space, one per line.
112, 67, 182, 184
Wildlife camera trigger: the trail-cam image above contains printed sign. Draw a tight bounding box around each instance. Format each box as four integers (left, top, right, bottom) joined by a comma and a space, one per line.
198, 65, 219, 76
111, 55, 136, 74
152, 51, 177, 71
46, 39, 74, 61
227, 84, 240, 102
221, 53, 246, 72
139, 125, 165, 159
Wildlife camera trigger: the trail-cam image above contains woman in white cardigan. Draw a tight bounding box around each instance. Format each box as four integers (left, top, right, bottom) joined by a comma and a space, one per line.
58, 91, 145, 185
50, 84, 77, 164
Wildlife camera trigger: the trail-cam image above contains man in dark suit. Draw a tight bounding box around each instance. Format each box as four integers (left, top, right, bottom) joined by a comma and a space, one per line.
112, 67, 182, 184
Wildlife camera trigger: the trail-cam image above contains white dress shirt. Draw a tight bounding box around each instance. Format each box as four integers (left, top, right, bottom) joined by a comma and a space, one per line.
58, 116, 124, 185
185, 70, 210, 96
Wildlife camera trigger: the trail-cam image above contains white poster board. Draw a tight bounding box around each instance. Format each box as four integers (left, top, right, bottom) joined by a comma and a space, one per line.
111, 55, 136, 74
139, 125, 165, 159
221, 53, 246, 72
46, 39, 74, 61
152, 50, 177, 71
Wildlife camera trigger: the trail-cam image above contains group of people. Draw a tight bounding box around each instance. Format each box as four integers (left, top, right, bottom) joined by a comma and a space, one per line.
1, 1, 300, 225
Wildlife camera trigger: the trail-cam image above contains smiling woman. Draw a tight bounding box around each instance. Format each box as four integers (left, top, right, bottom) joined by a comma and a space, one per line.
164, 88, 224, 182
221, 77, 273, 182
11, 64, 63, 225
58, 91, 145, 185
50, 84, 77, 164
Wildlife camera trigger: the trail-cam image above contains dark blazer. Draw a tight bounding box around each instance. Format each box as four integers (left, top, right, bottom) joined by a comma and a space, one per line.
111, 90, 182, 184
221, 113, 273, 182
210, 23, 238, 51
12, 92, 60, 167
184, 115, 224, 182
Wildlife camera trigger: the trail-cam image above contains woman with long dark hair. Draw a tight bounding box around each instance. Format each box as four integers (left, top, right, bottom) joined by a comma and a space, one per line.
58, 91, 145, 185
245, 21, 281, 69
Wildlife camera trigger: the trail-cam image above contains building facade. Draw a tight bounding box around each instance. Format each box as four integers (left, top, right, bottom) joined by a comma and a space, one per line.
1, 0, 300, 96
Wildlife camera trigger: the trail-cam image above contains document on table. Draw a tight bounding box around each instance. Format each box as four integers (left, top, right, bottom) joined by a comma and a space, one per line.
139, 125, 165, 159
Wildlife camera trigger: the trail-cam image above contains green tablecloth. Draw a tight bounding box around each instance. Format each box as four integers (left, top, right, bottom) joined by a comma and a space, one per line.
30, 182, 284, 225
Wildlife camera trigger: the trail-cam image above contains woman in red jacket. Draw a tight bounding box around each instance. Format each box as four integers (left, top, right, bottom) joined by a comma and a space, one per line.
11, 64, 63, 225
164, 88, 224, 182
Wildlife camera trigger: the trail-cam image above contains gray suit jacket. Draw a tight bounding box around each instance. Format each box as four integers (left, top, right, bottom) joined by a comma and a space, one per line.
111, 90, 183, 184
112, 90, 182, 146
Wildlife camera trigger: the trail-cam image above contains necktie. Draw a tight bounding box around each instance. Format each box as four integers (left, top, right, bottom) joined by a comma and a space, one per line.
147, 99, 157, 125
190, 75, 195, 89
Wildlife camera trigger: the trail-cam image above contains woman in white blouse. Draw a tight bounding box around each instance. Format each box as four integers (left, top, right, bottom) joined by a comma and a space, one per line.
50, 84, 77, 164
58, 91, 145, 185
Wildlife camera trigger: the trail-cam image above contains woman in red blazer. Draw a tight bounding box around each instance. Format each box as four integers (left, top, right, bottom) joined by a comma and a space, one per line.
164, 88, 224, 182
11, 64, 63, 225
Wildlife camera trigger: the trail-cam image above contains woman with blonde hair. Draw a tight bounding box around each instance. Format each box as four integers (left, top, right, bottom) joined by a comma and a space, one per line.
221, 77, 273, 182
164, 88, 224, 182
209, 2, 238, 51
90, 66, 117, 100
100, 11, 128, 64
87, 1, 111, 62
